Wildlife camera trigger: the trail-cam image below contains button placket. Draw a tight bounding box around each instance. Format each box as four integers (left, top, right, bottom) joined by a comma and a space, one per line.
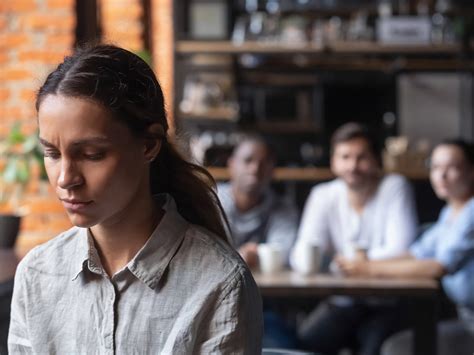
103, 281, 116, 353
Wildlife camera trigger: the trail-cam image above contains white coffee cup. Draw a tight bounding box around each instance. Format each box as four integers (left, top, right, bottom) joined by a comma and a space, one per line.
343, 242, 367, 261
257, 244, 284, 274
296, 243, 321, 275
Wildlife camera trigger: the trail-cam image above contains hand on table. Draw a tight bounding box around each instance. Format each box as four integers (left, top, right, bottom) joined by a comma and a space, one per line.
238, 242, 259, 269
334, 254, 371, 277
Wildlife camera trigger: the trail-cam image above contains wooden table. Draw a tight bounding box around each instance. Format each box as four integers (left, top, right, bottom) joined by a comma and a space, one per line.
254, 271, 439, 355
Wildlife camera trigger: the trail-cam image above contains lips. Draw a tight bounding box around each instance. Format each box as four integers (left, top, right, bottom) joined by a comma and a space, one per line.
60, 199, 93, 212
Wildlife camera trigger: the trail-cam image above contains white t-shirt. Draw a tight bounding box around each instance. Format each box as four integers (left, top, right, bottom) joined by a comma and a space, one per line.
291, 174, 418, 273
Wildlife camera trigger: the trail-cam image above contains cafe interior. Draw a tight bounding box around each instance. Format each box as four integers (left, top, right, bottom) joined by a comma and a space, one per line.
1, 0, 474, 354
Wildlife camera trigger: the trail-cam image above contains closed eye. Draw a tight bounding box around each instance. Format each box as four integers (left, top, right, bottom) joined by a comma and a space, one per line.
83, 153, 105, 161
43, 150, 60, 160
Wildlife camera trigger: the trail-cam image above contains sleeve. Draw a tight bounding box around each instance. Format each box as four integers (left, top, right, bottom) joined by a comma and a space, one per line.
195, 268, 263, 354
8, 261, 33, 354
436, 222, 474, 274
265, 201, 299, 264
369, 176, 418, 260
410, 224, 440, 259
290, 185, 331, 272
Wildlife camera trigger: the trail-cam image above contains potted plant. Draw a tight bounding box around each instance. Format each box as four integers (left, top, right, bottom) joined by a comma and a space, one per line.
0, 123, 45, 248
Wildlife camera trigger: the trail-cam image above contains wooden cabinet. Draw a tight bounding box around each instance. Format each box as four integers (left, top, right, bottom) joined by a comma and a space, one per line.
172, 0, 473, 176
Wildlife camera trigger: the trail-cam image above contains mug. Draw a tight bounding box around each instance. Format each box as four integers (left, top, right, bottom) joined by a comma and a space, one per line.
296, 243, 321, 275
257, 244, 284, 274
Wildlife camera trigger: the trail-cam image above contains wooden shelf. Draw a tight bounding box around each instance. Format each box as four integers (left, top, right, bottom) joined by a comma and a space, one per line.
328, 41, 461, 54
176, 40, 463, 55
252, 122, 320, 134
207, 166, 428, 182
177, 41, 324, 54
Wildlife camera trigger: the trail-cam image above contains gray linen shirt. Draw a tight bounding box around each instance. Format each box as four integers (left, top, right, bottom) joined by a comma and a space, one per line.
8, 194, 263, 354
217, 183, 298, 262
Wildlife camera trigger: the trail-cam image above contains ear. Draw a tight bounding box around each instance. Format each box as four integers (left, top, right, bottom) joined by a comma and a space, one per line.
143, 123, 163, 162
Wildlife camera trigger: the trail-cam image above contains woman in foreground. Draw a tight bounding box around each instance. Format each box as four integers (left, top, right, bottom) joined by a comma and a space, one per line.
8, 44, 262, 354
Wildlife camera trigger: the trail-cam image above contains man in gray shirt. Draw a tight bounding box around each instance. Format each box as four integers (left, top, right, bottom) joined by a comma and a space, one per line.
218, 134, 298, 268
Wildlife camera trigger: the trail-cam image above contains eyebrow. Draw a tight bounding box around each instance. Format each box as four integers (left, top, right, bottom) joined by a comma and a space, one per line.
39, 137, 110, 148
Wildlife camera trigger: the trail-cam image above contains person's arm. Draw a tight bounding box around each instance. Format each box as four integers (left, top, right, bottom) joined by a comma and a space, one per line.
238, 242, 259, 268
8, 262, 33, 354
195, 267, 263, 354
335, 253, 446, 279
369, 176, 418, 259
290, 186, 330, 273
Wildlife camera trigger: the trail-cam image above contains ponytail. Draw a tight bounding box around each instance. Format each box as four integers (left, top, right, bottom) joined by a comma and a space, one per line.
151, 139, 229, 243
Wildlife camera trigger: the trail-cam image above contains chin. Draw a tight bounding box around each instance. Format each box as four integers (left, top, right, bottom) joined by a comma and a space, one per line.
345, 180, 366, 190
433, 190, 449, 200
67, 215, 97, 229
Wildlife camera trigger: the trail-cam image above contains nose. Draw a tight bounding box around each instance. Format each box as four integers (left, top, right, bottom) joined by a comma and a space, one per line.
58, 159, 84, 190
437, 167, 448, 181
347, 157, 359, 172
248, 160, 260, 174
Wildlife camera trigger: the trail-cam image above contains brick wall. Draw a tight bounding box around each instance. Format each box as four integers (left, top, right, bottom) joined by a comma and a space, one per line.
0, 0, 76, 253
99, 0, 144, 52
1, 0, 173, 254
151, 0, 174, 132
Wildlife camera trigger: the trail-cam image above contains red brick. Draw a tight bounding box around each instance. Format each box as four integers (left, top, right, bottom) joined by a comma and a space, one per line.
0, 68, 32, 81
0, 33, 30, 49
0, 16, 8, 31
20, 88, 37, 102
0, 106, 24, 120
13, 118, 39, 137
46, 0, 75, 10
0, 88, 10, 101
2, 0, 36, 12
0, 51, 8, 64
27, 198, 65, 214
18, 50, 67, 64
21, 13, 75, 32
22, 213, 71, 231
102, 3, 142, 20
45, 34, 74, 48
0, 124, 10, 136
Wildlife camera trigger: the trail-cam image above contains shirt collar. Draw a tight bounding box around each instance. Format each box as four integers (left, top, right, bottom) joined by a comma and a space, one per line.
127, 194, 189, 289
71, 227, 92, 281
70, 194, 189, 289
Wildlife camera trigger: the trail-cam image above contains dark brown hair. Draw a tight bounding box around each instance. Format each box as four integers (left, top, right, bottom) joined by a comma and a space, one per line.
330, 122, 383, 167
436, 139, 474, 166
36, 44, 229, 242
231, 132, 276, 162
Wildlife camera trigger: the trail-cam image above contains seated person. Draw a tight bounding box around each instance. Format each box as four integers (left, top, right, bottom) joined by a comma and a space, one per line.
336, 139, 474, 355
291, 122, 418, 355
218, 134, 298, 268
218, 134, 300, 349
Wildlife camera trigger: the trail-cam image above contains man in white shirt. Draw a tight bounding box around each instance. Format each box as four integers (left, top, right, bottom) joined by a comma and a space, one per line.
291, 122, 418, 355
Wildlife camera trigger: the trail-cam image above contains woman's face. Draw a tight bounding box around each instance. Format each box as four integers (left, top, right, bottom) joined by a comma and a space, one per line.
430, 144, 474, 202
38, 95, 151, 228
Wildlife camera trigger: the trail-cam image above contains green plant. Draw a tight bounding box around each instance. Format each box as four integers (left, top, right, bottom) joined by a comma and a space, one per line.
0, 123, 46, 213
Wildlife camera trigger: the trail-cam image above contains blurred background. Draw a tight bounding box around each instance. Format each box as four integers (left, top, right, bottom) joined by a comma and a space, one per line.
0, 0, 473, 253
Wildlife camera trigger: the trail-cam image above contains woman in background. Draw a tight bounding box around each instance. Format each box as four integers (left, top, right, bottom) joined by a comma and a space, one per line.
8, 44, 262, 354
337, 139, 474, 354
